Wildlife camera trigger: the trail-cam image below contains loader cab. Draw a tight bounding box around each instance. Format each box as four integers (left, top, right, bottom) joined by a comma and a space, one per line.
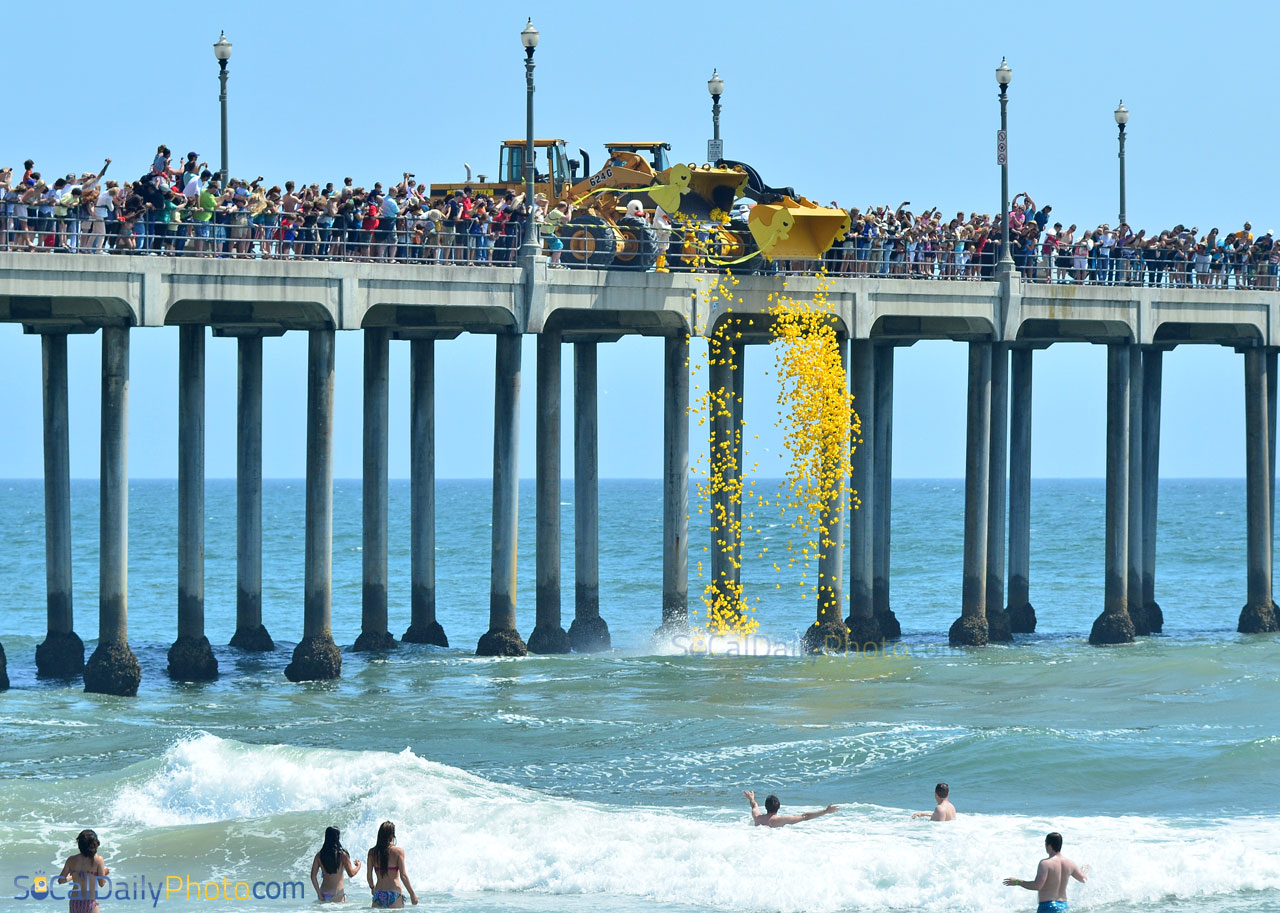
500, 139, 571, 188
605, 142, 672, 173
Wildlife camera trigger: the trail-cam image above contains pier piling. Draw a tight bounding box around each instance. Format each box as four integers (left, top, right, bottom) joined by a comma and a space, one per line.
1091, 344, 1136, 645
531, 331, 570, 653
1007, 347, 1035, 632
1127, 346, 1148, 635
36, 332, 84, 678
872, 344, 900, 639
568, 341, 609, 652
809, 336, 850, 652
403, 339, 447, 646
951, 341, 992, 646
355, 327, 395, 651
846, 339, 881, 645
1239, 347, 1278, 633
986, 342, 1012, 641
168, 325, 218, 681
477, 333, 528, 656
285, 328, 342, 680
230, 335, 273, 651
659, 332, 690, 636
85, 326, 141, 695
1141, 349, 1163, 633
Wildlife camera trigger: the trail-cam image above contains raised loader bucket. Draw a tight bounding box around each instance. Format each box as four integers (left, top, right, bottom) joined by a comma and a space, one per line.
650, 164, 748, 221
747, 197, 851, 261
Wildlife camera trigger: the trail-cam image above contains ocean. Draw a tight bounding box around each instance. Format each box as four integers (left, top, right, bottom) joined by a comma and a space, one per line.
0, 478, 1277, 913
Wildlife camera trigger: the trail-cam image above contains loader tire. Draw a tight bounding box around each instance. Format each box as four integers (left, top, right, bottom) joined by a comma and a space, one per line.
563, 215, 617, 269
612, 216, 659, 271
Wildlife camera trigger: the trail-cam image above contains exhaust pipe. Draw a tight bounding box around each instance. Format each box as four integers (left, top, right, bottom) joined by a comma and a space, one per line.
578, 148, 591, 180
464, 163, 472, 182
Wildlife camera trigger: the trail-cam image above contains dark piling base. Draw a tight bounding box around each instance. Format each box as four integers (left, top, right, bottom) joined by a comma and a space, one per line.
353, 631, 398, 652
284, 635, 342, 681
802, 619, 849, 654
1089, 610, 1136, 645
1145, 601, 1164, 634
402, 621, 448, 647
36, 630, 85, 679
476, 628, 528, 657
167, 635, 219, 682
0, 642, 8, 691
874, 607, 902, 641
568, 615, 611, 653
1237, 601, 1280, 634
84, 641, 141, 696
230, 624, 275, 652
986, 608, 1013, 643
527, 624, 571, 655
948, 614, 989, 647
846, 613, 885, 647
1008, 602, 1037, 633
1131, 603, 1152, 637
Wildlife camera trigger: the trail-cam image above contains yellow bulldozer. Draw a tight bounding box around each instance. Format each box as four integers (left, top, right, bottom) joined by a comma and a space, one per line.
430, 138, 849, 271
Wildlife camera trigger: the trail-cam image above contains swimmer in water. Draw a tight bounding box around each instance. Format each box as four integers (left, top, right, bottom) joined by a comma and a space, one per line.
911, 782, 956, 820
56, 829, 109, 913
743, 790, 838, 827
310, 826, 361, 902
1003, 831, 1088, 912
366, 821, 418, 908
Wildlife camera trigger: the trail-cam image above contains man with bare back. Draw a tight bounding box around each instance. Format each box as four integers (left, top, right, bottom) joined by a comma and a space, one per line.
1003, 831, 1087, 912
743, 790, 838, 827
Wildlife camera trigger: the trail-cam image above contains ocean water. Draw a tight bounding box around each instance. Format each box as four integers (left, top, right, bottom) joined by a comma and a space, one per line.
0, 478, 1277, 913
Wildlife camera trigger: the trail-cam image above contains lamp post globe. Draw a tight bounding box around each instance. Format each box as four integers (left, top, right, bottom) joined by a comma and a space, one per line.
213, 31, 232, 61
996, 57, 1012, 85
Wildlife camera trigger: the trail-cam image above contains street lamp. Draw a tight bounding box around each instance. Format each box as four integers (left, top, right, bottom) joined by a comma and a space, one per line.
519, 17, 540, 261
213, 31, 232, 187
995, 57, 1014, 275
1114, 100, 1129, 227
707, 69, 724, 162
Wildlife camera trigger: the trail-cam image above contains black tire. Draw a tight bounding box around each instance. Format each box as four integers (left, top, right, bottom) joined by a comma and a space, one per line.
562, 215, 617, 268
611, 216, 659, 271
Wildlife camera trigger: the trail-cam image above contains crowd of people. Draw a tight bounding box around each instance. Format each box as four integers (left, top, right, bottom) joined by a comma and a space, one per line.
829, 192, 1278, 288
4, 147, 1278, 290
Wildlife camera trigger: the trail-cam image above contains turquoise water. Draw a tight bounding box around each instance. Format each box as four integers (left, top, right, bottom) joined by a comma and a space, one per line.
1, 478, 1277, 913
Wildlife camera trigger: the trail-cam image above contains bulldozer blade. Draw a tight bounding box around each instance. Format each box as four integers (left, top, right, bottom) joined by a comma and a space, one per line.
747, 198, 850, 261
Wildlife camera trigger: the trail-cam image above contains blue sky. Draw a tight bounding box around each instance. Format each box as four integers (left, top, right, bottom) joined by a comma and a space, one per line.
0, 0, 1266, 479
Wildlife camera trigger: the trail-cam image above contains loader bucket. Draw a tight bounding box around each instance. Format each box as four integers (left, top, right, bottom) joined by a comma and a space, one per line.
747, 197, 851, 261
681, 167, 749, 218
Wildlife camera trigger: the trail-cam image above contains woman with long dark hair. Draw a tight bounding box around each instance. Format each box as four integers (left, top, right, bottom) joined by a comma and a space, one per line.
57, 829, 109, 913
310, 826, 361, 902
365, 821, 417, 908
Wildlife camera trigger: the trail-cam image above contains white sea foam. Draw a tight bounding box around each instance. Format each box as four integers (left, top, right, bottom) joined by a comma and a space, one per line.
110, 734, 1280, 913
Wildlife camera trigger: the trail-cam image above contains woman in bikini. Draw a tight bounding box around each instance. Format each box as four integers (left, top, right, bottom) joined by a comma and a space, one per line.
310, 826, 361, 903
57, 829, 109, 913
366, 821, 417, 908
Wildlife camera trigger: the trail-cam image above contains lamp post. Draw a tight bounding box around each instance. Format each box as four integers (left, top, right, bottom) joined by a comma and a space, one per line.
520, 18, 540, 261
1115, 100, 1129, 227
996, 57, 1014, 274
214, 31, 232, 187
707, 69, 724, 163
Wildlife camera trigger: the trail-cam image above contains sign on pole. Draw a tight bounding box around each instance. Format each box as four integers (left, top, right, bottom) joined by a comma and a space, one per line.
996, 130, 1007, 166
707, 139, 723, 163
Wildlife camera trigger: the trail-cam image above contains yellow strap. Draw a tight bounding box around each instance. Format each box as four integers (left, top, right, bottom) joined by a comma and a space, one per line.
570, 182, 678, 209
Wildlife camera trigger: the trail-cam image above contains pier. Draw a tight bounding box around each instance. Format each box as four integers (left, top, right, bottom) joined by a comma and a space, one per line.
2, 250, 1279, 693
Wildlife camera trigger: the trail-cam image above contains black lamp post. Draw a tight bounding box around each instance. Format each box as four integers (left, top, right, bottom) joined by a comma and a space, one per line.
214, 31, 232, 187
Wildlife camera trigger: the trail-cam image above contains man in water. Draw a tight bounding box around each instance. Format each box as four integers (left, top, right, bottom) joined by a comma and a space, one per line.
743, 790, 838, 827
1003, 831, 1087, 912
911, 782, 956, 820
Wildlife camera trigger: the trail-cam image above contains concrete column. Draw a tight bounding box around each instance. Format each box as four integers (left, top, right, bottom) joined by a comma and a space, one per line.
1239, 347, 1279, 632
1007, 347, 1036, 632
1141, 349, 1163, 632
35, 332, 84, 678
231, 335, 273, 650
84, 326, 140, 695
569, 341, 609, 651
950, 341, 991, 646
478, 333, 528, 655
355, 328, 395, 651
1127, 346, 1149, 635
1269, 349, 1277, 565
846, 339, 881, 644
985, 342, 1012, 641
1090, 344, 1136, 644
660, 332, 690, 634
731, 340, 745, 586
531, 331, 570, 653
404, 339, 447, 645
168, 325, 218, 681
708, 342, 735, 613
808, 336, 850, 652
285, 328, 342, 680
872, 344, 900, 639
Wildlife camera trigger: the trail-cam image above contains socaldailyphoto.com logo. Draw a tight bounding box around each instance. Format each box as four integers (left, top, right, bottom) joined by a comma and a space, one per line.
12, 872, 307, 906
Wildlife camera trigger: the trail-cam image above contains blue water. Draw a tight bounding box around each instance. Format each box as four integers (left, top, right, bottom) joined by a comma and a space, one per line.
0, 478, 1277, 913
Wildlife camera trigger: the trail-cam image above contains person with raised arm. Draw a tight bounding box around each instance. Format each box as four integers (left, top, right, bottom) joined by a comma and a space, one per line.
310, 825, 361, 903
743, 790, 838, 827
1003, 831, 1088, 913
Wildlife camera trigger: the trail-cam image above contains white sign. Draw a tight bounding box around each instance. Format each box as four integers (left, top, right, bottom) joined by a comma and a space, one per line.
707, 139, 723, 163
996, 130, 1007, 165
